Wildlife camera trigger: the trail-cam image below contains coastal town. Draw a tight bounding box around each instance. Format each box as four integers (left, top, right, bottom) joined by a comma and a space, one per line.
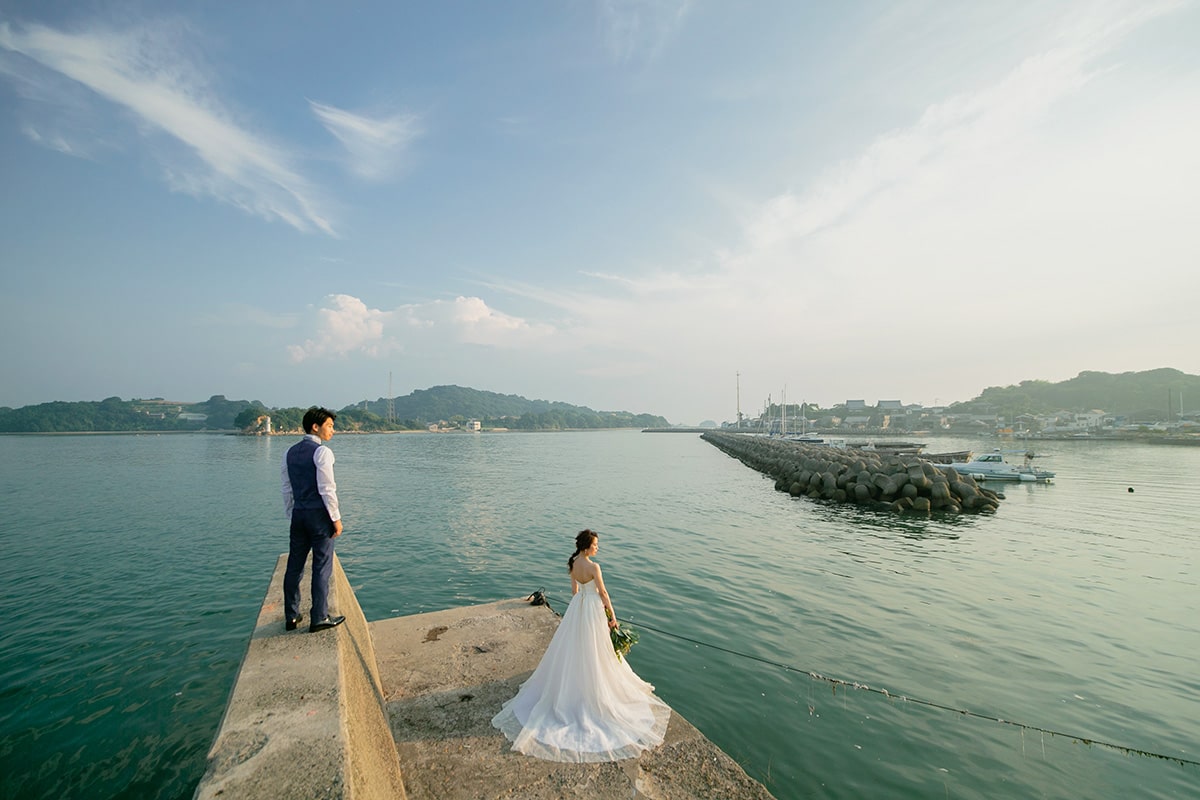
725, 399, 1200, 440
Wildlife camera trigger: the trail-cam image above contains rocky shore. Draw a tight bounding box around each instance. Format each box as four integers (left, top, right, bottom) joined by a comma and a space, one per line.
702, 431, 1003, 515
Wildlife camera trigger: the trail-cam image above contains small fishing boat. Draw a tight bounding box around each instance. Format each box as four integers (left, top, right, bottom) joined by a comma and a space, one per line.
941, 449, 1056, 482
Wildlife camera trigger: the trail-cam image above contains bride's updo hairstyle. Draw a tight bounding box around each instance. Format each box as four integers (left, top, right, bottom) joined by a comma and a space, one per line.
567, 528, 598, 573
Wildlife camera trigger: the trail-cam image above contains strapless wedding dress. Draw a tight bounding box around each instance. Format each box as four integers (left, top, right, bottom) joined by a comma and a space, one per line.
491, 581, 671, 762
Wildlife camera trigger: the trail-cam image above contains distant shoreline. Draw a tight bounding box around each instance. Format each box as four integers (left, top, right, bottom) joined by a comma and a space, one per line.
0, 427, 653, 437
0, 430, 241, 436
5, 428, 1194, 444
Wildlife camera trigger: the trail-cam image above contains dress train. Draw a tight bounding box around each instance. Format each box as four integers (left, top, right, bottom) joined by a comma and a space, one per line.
491, 582, 671, 762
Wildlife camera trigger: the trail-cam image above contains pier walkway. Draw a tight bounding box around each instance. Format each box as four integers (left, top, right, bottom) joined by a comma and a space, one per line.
194, 555, 775, 800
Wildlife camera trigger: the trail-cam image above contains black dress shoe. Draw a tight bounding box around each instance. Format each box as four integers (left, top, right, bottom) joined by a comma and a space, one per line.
309, 615, 346, 633
286, 615, 303, 631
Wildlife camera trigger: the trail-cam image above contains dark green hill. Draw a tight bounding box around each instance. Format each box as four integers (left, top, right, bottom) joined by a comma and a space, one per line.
358, 385, 669, 431
950, 368, 1200, 418
362, 384, 561, 420
0, 395, 255, 433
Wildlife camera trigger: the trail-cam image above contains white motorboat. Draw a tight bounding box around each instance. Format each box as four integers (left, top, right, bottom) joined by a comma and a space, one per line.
941, 449, 1055, 482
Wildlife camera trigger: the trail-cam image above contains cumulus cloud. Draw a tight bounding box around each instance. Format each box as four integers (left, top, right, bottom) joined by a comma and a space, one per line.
309, 100, 422, 181
444, 296, 554, 345
288, 295, 390, 362
287, 294, 555, 363
0, 20, 335, 234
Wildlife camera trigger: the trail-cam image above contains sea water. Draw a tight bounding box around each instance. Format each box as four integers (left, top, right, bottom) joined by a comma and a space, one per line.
1, 431, 1197, 799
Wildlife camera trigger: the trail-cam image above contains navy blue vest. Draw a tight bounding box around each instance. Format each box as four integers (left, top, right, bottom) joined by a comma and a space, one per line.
286, 438, 326, 512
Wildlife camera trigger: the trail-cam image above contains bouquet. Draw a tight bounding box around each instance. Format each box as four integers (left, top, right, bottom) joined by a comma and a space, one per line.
610, 624, 639, 660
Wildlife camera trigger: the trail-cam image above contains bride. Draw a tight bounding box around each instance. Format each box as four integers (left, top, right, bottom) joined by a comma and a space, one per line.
491, 529, 671, 762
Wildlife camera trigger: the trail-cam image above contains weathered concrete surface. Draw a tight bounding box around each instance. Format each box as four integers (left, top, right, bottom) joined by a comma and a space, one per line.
194, 554, 407, 799
196, 558, 775, 800
372, 598, 776, 800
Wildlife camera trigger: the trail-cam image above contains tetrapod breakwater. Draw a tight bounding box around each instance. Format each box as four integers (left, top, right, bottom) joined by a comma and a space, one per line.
701, 432, 1002, 515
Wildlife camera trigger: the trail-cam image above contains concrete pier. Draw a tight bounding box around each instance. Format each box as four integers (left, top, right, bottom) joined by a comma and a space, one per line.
195, 555, 775, 800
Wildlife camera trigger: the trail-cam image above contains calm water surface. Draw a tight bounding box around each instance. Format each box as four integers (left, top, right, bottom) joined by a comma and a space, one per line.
1, 431, 1197, 798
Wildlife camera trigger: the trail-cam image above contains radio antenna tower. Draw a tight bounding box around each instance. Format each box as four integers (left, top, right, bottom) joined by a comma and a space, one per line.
387, 372, 396, 424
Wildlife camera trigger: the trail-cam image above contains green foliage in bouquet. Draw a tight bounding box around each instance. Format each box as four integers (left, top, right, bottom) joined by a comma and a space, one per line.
610, 625, 639, 660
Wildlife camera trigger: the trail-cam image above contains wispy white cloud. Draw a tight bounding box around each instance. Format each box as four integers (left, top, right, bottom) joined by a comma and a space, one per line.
725, 1, 1191, 305
20, 122, 83, 156
309, 100, 422, 181
471, 0, 1200, 414
1, 36, 106, 158
596, 0, 692, 63
0, 20, 335, 235
741, 40, 1100, 255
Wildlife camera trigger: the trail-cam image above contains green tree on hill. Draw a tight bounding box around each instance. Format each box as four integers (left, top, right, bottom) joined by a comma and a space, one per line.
952, 368, 1200, 417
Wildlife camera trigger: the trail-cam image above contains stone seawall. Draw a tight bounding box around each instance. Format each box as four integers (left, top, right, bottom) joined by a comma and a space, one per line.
703, 431, 1002, 515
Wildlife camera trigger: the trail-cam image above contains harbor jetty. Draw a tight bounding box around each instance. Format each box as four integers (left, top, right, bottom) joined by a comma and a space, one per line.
194, 554, 775, 799
701, 431, 1002, 515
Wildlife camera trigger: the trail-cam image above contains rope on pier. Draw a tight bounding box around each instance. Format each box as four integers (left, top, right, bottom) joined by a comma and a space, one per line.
537, 591, 1199, 769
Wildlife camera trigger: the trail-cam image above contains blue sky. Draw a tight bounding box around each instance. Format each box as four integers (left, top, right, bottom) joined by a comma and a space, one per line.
2, 1, 1198, 424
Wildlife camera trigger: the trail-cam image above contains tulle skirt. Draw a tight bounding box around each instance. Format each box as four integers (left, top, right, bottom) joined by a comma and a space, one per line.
491, 583, 671, 762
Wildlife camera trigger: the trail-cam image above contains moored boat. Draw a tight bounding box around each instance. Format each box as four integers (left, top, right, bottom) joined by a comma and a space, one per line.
941, 449, 1055, 482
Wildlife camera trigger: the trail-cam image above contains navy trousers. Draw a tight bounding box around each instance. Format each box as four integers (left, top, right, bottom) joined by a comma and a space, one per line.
284, 508, 337, 622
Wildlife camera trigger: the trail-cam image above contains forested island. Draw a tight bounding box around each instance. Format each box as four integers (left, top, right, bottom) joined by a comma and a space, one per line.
0, 385, 669, 434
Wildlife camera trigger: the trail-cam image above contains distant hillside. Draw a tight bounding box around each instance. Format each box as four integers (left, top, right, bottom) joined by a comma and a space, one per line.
364, 384, 563, 420
0, 387, 669, 433
0, 395, 255, 433
359, 385, 670, 430
950, 368, 1200, 418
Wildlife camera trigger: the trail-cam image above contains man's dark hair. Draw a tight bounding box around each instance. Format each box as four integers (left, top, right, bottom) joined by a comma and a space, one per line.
302, 406, 337, 434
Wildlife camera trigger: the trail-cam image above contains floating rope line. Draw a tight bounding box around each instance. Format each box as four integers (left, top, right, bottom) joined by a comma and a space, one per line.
537, 592, 1198, 769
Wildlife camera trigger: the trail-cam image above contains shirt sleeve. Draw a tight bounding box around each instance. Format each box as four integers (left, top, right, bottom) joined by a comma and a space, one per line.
282, 451, 294, 519
314, 445, 340, 522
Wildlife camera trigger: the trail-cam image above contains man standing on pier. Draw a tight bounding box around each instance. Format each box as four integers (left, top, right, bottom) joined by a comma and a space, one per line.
281, 406, 346, 633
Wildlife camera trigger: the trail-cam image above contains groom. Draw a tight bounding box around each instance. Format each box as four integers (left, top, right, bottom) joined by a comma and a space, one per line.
281, 406, 346, 633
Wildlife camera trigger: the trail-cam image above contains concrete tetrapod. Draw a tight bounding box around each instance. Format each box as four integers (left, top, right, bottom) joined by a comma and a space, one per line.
702, 432, 1001, 515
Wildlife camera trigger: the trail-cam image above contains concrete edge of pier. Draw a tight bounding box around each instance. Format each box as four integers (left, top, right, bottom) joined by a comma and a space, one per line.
193, 553, 407, 799
194, 555, 776, 800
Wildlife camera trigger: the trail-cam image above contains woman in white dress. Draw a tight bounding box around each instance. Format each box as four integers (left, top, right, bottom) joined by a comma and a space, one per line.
491, 529, 671, 762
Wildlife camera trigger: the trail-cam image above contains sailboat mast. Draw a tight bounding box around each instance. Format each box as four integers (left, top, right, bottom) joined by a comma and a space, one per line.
736, 371, 742, 429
